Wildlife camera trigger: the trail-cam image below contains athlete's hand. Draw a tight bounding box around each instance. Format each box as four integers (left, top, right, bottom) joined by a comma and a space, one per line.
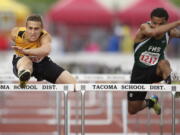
12, 46, 27, 54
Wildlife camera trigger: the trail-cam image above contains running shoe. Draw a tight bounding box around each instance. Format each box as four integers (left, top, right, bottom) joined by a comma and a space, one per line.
150, 95, 161, 115
18, 69, 31, 88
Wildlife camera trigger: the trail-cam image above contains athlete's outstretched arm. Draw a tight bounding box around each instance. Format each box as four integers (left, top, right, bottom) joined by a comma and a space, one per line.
22, 34, 52, 57
141, 20, 180, 37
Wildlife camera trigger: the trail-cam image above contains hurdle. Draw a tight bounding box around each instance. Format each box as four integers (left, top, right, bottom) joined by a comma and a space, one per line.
76, 83, 179, 135
0, 83, 179, 135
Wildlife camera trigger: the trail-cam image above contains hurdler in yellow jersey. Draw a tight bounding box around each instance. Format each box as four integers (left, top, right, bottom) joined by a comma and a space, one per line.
11, 25, 48, 88
11, 15, 77, 89
12, 27, 47, 88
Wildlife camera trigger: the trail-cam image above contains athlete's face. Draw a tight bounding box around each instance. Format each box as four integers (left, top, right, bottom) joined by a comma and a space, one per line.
26, 21, 42, 42
150, 16, 167, 28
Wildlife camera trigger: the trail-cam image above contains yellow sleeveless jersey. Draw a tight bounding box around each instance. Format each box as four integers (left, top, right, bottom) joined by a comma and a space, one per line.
14, 27, 48, 56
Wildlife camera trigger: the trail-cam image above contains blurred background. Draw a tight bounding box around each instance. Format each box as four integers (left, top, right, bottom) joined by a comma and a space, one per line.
0, 1, 180, 135
0, 0, 179, 74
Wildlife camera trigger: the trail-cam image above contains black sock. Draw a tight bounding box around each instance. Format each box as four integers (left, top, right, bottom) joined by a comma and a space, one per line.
145, 99, 155, 108
165, 75, 171, 84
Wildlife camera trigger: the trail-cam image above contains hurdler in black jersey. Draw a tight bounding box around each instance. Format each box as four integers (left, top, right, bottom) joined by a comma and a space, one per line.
134, 32, 168, 68
127, 8, 180, 115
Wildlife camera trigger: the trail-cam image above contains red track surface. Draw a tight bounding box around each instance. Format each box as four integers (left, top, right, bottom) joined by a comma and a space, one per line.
0, 91, 180, 135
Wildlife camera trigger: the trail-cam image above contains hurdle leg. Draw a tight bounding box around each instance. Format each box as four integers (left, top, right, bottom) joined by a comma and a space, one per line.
64, 91, 69, 135
56, 92, 62, 135
172, 90, 176, 135
75, 92, 80, 135
160, 92, 164, 135
81, 90, 85, 135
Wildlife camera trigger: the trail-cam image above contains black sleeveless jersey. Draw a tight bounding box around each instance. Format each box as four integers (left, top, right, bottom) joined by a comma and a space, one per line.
134, 32, 169, 68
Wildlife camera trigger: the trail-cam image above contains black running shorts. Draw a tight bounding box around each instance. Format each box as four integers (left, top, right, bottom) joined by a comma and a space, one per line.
12, 55, 65, 83
128, 64, 163, 101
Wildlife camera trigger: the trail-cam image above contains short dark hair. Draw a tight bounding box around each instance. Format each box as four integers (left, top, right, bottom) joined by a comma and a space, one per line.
26, 14, 43, 27
150, 8, 169, 20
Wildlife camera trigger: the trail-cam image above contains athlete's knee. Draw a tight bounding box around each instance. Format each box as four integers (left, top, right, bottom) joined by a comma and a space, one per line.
158, 60, 170, 68
157, 60, 171, 77
17, 56, 32, 66
17, 57, 33, 72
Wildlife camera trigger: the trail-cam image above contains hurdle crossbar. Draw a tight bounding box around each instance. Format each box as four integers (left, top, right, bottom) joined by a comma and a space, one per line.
0, 83, 179, 92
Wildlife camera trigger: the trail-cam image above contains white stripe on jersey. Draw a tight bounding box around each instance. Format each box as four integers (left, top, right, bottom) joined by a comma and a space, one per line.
134, 38, 151, 54
165, 32, 169, 45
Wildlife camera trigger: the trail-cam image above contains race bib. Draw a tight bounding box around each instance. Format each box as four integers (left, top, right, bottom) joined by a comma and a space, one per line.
139, 51, 160, 66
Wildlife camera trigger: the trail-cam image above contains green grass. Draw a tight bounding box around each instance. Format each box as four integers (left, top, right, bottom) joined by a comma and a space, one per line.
17, 0, 57, 14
